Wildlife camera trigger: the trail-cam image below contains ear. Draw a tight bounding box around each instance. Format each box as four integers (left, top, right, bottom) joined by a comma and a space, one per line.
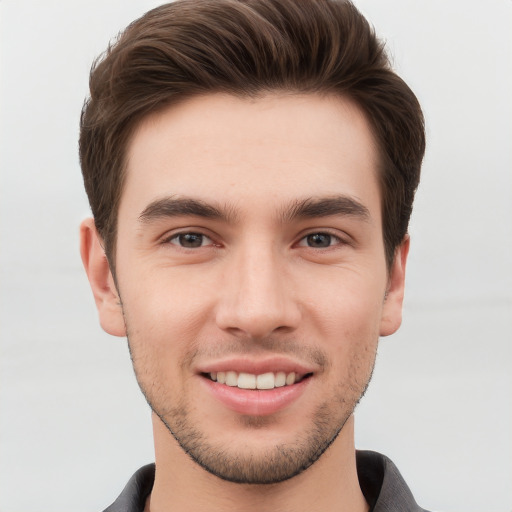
379, 235, 410, 337
80, 218, 126, 337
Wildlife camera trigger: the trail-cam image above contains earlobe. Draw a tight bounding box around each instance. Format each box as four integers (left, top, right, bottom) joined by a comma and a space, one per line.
79, 218, 126, 337
379, 236, 410, 337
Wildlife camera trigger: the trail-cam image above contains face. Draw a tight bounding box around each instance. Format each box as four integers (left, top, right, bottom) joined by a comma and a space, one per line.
82, 93, 407, 484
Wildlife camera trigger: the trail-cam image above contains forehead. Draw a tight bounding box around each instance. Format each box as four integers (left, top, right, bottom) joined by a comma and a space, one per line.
121, 93, 381, 222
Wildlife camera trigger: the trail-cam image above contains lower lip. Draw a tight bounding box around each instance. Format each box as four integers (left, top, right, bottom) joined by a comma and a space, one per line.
200, 376, 311, 416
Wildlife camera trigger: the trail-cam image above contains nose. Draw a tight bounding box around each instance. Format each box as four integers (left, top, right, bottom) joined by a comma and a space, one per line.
215, 246, 301, 339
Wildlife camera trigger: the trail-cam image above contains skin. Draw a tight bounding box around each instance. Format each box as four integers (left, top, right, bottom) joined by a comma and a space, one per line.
81, 93, 408, 512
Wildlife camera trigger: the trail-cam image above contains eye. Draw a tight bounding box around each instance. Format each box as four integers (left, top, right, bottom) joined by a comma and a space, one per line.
298, 232, 341, 248
168, 232, 213, 248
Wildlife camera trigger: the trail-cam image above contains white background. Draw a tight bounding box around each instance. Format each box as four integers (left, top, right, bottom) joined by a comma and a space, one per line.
1, 1, 511, 511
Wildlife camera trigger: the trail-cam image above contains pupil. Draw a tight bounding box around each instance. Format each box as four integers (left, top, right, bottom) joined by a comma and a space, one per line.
307, 233, 331, 247
180, 233, 203, 248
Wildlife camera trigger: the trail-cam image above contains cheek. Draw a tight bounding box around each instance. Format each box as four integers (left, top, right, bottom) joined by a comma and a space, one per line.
304, 271, 385, 336
121, 263, 216, 334
119, 268, 226, 393
301, 272, 384, 373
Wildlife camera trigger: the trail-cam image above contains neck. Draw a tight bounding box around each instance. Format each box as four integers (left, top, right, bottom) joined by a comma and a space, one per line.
146, 414, 368, 512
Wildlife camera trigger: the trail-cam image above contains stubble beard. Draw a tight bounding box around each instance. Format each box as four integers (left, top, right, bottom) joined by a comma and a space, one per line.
126, 333, 376, 485
154, 392, 349, 484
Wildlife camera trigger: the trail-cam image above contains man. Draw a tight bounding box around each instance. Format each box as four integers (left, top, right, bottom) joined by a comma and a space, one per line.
79, 0, 426, 510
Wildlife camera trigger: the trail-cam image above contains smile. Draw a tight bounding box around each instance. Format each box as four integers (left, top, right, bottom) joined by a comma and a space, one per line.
206, 371, 309, 390
197, 357, 316, 415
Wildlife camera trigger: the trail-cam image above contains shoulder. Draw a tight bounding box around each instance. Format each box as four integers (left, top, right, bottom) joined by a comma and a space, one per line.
357, 450, 430, 512
102, 464, 155, 512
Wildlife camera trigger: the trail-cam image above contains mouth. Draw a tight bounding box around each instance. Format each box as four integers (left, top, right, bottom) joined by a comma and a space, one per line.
197, 358, 316, 415
202, 370, 313, 390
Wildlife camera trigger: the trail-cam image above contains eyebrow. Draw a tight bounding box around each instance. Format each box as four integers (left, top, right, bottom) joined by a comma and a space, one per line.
280, 196, 371, 223
138, 194, 370, 225
138, 197, 237, 224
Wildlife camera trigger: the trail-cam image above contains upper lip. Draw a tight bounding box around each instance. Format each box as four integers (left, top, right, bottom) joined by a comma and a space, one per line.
195, 356, 317, 376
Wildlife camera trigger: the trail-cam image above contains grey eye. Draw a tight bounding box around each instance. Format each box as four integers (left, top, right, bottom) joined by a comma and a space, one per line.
305, 233, 333, 248
171, 233, 209, 248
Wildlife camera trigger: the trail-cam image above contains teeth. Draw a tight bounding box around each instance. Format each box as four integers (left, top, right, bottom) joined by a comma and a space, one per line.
286, 372, 296, 386
238, 372, 257, 389
256, 372, 274, 390
225, 371, 238, 387
275, 372, 286, 387
208, 371, 303, 390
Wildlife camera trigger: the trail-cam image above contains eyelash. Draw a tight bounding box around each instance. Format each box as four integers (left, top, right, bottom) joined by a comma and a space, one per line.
164, 232, 216, 249
297, 231, 345, 249
162, 230, 346, 250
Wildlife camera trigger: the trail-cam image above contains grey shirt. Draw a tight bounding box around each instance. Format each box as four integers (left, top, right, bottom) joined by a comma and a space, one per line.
103, 451, 428, 512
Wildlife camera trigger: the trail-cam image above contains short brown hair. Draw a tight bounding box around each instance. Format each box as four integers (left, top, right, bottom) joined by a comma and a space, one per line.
79, 0, 425, 269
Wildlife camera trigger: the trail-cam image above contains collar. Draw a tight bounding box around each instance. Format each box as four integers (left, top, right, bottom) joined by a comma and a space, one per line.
103, 451, 427, 512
